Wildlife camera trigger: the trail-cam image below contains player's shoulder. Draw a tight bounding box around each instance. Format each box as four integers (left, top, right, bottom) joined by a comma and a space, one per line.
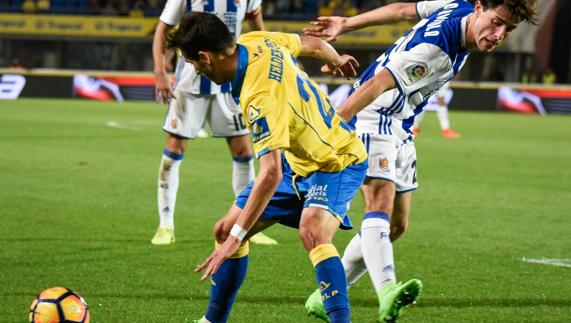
413, 0, 472, 54
422, 0, 473, 27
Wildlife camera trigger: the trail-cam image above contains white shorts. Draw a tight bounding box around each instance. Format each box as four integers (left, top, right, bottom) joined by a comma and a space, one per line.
162, 90, 249, 139
360, 133, 418, 192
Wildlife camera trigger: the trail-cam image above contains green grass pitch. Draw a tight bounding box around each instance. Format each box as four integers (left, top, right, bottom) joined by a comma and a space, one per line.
1, 98, 570, 322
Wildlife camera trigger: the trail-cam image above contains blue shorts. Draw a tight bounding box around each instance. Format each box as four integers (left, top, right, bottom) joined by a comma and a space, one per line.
236, 156, 367, 230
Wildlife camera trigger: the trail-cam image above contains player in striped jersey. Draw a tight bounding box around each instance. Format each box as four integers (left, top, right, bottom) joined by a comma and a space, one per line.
304, 0, 538, 321
151, 0, 277, 246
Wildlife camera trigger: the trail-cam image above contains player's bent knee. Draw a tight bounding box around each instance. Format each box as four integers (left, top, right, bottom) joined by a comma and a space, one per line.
165, 135, 187, 155
227, 136, 253, 157
298, 210, 335, 250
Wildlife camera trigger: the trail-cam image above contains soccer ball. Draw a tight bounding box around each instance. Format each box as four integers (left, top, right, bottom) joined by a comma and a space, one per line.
29, 287, 90, 323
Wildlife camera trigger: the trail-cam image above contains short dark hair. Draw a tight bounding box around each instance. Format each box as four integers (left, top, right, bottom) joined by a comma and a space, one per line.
165, 12, 234, 60
480, 0, 539, 25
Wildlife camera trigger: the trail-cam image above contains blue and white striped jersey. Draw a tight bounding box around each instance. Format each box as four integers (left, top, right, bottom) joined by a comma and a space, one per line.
160, 0, 262, 95
351, 0, 473, 141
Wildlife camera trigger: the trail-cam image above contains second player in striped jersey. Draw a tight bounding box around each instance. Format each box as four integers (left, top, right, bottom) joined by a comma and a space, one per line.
151, 0, 277, 246
304, 0, 538, 321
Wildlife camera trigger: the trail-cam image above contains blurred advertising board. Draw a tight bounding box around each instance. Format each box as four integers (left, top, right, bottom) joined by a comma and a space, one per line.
498, 87, 571, 115
2, 70, 571, 115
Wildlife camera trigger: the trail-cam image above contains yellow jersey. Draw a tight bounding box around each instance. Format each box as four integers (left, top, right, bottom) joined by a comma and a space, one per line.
231, 31, 367, 177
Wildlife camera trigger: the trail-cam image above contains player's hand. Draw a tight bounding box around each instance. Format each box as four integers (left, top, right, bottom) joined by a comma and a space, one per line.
303, 16, 347, 42
322, 54, 359, 78
154, 71, 174, 104
195, 237, 242, 280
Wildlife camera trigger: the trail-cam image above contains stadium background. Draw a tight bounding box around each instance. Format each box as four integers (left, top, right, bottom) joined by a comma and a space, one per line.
1, 0, 570, 322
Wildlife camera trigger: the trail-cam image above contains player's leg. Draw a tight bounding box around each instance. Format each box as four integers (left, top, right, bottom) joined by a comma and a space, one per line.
412, 111, 425, 137
438, 105, 460, 138
436, 91, 460, 138
357, 135, 422, 322
197, 156, 300, 322
390, 191, 412, 242
301, 208, 350, 323
152, 91, 208, 245
211, 93, 277, 245
360, 178, 398, 294
198, 208, 277, 323
305, 230, 368, 323
301, 161, 367, 323
225, 135, 255, 198
375, 141, 422, 322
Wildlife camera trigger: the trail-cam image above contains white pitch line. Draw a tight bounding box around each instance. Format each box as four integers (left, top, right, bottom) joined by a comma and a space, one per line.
105, 121, 141, 131
522, 257, 571, 268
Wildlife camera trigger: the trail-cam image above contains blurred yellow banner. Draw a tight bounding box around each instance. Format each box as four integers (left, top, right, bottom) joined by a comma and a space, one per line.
246, 21, 413, 46
0, 14, 411, 44
0, 14, 156, 38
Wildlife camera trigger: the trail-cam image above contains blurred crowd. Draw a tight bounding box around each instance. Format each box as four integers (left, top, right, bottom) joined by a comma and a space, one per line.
0, 0, 414, 18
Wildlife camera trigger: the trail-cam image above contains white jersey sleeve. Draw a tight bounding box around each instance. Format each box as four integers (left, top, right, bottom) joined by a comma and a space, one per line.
246, 0, 262, 14
159, 0, 186, 26
416, 0, 455, 19
384, 42, 452, 96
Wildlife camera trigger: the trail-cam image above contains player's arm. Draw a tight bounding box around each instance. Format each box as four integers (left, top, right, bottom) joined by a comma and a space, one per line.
153, 21, 174, 104
298, 35, 359, 78
246, 8, 264, 31
304, 2, 419, 42
337, 69, 396, 122
196, 149, 282, 280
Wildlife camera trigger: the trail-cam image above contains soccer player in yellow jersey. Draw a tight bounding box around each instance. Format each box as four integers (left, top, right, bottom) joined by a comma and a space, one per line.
166, 12, 367, 323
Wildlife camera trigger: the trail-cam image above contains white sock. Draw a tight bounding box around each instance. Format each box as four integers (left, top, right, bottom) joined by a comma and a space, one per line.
341, 233, 368, 289
361, 213, 396, 294
436, 104, 451, 130
157, 151, 182, 229
232, 156, 254, 197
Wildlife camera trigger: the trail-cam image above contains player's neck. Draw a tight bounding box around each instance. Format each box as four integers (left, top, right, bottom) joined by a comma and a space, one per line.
225, 44, 239, 82
464, 14, 477, 51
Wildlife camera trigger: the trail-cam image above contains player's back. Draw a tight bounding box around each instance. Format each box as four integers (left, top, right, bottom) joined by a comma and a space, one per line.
233, 31, 367, 176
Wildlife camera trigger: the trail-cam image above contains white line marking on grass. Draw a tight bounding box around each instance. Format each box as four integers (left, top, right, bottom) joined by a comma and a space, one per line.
522, 258, 571, 268
106, 121, 141, 131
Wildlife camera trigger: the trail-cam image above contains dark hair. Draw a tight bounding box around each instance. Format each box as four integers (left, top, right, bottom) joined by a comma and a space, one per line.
165, 12, 234, 60
479, 0, 539, 25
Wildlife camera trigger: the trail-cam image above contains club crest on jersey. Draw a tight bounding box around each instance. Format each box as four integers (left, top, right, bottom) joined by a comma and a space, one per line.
380, 157, 390, 172
170, 118, 177, 128
405, 63, 428, 82
248, 105, 261, 124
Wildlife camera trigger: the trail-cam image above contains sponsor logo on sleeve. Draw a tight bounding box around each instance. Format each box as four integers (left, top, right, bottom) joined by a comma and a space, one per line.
404, 63, 428, 83
252, 116, 270, 143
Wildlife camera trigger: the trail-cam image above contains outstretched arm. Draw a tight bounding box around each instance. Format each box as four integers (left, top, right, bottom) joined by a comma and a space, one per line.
337, 68, 396, 122
195, 149, 282, 280
304, 2, 419, 42
298, 35, 359, 78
